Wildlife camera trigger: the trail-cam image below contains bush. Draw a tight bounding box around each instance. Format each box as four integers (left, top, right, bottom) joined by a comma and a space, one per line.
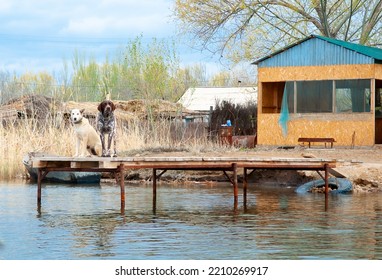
209, 100, 257, 136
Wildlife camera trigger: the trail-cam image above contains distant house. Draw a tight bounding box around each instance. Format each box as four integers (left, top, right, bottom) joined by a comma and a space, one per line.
252, 34, 382, 147
178, 87, 257, 122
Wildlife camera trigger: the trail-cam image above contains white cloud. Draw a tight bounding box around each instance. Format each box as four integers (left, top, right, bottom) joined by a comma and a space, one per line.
59, 0, 173, 37
1, 0, 173, 37
0, 0, 220, 75
62, 14, 169, 36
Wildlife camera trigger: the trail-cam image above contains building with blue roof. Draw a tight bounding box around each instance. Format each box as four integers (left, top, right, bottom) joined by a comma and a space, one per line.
253, 35, 382, 146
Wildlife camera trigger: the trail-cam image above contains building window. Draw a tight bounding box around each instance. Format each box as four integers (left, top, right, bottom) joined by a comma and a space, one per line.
335, 80, 370, 113
271, 79, 371, 114
296, 80, 333, 113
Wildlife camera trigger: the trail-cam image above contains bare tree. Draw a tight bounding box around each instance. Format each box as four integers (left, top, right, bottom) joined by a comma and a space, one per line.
174, 0, 382, 62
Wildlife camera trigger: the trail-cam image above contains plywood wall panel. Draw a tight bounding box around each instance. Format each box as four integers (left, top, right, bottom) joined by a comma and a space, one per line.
258, 114, 374, 146
258, 64, 375, 82
375, 64, 382, 80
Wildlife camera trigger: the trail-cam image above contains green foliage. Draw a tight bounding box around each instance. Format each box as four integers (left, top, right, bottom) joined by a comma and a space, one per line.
0, 71, 62, 103
67, 36, 185, 102
0, 36, 256, 104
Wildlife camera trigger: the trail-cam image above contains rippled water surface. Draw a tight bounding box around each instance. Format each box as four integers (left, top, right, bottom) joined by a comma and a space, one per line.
1, 181, 381, 260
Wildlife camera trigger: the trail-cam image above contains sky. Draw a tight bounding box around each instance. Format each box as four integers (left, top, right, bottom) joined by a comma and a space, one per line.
0, 0, 223, 78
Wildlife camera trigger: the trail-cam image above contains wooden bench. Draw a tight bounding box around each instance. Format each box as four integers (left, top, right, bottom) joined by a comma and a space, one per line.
298, 137, 336, 148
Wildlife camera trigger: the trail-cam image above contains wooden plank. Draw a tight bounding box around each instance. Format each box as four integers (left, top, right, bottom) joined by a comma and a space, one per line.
70, 161, 101, 168
99, 160, 126, 169
298, 137, 335, 142
328, 167, 347, 178
30, 156, 337, 170
32, 160, 71, 168
116, 163, 233, 169
31, 155, 336, 162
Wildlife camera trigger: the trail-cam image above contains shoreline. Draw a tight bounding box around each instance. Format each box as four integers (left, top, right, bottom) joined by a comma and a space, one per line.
12, 146, 382, 193
98, 146, 382, 193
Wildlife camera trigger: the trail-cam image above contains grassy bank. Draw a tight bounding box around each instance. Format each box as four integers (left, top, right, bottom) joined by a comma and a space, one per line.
0, 117, 224, 180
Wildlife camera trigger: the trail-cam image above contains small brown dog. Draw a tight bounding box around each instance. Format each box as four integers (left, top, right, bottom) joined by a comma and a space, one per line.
96, 100, 117, 157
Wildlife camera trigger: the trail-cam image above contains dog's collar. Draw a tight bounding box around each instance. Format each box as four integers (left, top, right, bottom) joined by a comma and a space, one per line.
72, 118, 83, 124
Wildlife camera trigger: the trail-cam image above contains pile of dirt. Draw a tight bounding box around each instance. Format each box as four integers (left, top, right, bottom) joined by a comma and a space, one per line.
116, 99, 195, 117
0, 95, 62, 122
0, 94, 195, 124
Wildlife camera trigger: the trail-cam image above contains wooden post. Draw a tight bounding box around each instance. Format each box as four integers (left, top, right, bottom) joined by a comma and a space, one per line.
37, 169, 42, 206
324, 163, 329, 210
324, 164, 329, 195
153, 169, 157, 213
153, 169, 157, 198
243, 167, 248, 206
119, 165, 125, 212
232, 163, 238, 207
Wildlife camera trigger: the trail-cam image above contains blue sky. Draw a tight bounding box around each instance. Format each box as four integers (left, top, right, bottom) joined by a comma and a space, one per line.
0, 0, 222, 76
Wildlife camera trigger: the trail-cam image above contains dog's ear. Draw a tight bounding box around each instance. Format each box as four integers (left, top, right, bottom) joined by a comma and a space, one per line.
97, 103, 103, 112
80, 109, 85, 114
111, 102, 116, 111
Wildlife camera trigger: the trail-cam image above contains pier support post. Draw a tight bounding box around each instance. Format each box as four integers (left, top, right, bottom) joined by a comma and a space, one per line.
324, 163, 329, 210
153, 169, 157, 198
243, 167, 248, 206
37, 169, 42, 206
153, 169, 157, 212
324, 164, 329, 195
118, 165, 125, 213
37, 169, 49, 208
232, 163, 238, 207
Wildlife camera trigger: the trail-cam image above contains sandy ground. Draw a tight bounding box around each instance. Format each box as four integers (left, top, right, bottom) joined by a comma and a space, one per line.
123, 146, 382, 193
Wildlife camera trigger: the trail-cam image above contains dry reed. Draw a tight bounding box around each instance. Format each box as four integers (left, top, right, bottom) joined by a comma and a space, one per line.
0, 116, 226, 180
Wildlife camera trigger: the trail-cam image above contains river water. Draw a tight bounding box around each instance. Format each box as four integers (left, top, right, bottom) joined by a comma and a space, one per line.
0, 181, 381, 260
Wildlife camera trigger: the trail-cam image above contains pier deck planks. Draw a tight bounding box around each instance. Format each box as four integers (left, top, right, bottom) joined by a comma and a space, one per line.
30, 155, 336, 211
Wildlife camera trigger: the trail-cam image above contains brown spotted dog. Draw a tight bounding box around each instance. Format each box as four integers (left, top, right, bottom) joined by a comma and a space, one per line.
96, 100, 117, 157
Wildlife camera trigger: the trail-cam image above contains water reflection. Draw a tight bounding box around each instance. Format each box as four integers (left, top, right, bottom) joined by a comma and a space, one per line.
0, 182, 381, 259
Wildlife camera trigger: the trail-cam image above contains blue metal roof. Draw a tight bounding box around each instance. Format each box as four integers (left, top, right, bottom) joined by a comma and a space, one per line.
253, 35, 382, 67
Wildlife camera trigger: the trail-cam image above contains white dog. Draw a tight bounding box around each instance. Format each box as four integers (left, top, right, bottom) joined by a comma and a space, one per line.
70, 109, 102, 157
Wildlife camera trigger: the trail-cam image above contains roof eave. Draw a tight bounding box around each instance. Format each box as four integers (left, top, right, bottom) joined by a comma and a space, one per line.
253, 34, 382, 65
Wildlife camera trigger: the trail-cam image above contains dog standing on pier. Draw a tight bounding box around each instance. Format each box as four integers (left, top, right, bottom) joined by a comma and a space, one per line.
70, 108, 102, 157
96, 100, 117, 157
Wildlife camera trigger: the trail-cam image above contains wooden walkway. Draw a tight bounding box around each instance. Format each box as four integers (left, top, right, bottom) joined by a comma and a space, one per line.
31, 156, 337, 212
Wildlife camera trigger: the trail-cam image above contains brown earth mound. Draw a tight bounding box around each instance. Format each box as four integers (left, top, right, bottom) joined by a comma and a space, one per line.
0, 94, 195, 124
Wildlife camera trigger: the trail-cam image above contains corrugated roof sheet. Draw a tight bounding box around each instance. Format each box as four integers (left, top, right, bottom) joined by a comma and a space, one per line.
178, 87, 257, 111
253, 34, 382, 67
316, 35, 382, 60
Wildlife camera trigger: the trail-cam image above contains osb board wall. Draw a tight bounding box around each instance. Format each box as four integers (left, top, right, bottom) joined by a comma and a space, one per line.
257, 114, 374, 146
375, 64, 382, 80
258, 64, 377, 82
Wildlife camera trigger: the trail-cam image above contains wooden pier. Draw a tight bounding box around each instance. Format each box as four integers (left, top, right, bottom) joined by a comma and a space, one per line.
31, 155, 336, 212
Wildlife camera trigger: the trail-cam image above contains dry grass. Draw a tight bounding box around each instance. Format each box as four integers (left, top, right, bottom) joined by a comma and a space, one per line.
0, 117, 226, 180
0, 119, 71, 180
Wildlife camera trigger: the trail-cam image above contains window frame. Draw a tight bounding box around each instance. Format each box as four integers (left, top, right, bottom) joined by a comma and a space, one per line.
283, 79, 371, 114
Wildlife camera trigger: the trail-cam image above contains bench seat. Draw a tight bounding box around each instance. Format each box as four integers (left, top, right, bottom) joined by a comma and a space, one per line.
298, 137, 335, 148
